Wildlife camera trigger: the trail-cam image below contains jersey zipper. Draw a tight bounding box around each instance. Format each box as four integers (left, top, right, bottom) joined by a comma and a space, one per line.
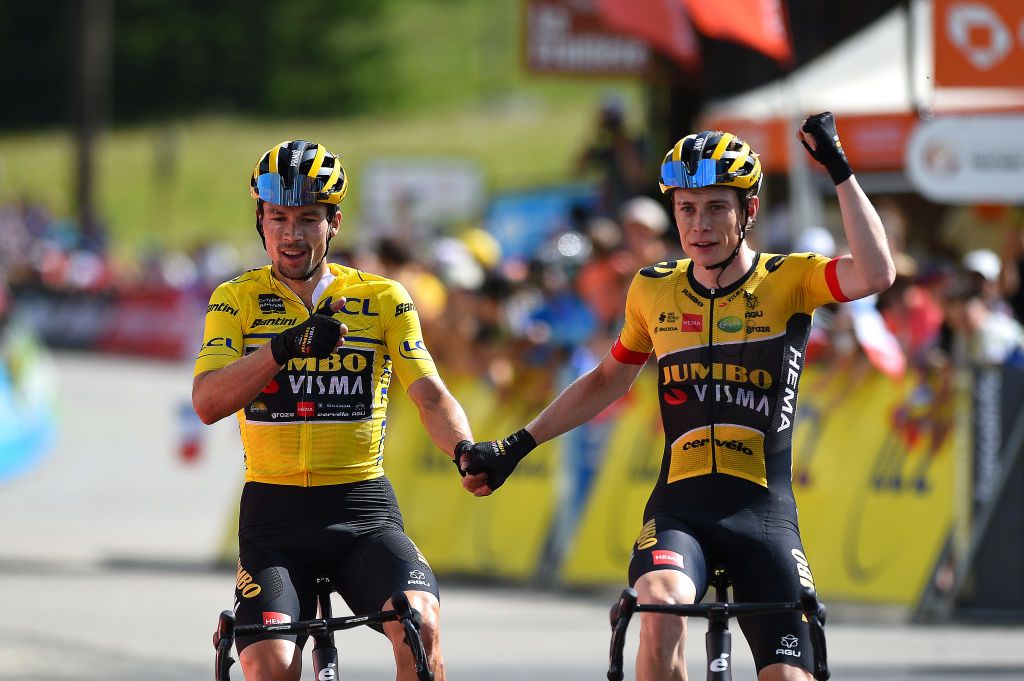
301, 301, 314, 486
708, 287, 718, 474
274, 281, 315, 485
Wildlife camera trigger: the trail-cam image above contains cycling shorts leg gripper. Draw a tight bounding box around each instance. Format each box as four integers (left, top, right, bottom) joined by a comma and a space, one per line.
233, 546, 318, 653
728, 527, 816, 674
330, 529, 439, 634
627, 516, 709, 598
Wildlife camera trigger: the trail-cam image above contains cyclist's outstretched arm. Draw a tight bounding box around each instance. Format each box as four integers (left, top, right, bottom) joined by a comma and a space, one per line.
461, 350, 643, 496
797, 113, 896, 300
406, 374, 474, 461
527, 351, 643, 445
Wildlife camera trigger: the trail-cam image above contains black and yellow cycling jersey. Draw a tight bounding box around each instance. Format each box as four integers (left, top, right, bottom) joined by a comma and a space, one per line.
194, 263, 438, 486
611, 252, 849, 512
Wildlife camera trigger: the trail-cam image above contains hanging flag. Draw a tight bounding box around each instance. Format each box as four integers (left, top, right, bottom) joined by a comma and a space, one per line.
597, 0, 701, 72
681, 0, 794, 66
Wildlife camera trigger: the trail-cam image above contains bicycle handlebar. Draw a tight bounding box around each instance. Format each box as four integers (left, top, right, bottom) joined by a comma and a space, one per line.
607, 586, 830, 681
213, 590, 433, 681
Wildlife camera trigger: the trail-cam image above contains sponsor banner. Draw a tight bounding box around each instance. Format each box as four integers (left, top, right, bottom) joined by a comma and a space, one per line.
525, 0, 651, 76
695, 114, 920, 174
905, 114, 1024, 204
561, 372, 663, 585
934, 0, 1024, 88
97, 288, 205, 360
785, 367, 955, 603
385, 371, 558, 580
562, 366, 958, 605
11, 285, 205, 361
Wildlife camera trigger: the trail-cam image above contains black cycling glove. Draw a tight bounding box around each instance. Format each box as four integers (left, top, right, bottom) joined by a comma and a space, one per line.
463, 429, 538, 491
269, 296, 343, 365
800, 112, 853, 185
453, 440, 472, 477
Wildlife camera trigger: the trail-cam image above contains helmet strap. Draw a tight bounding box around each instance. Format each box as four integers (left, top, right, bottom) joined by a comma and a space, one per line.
703, 196, 751, 273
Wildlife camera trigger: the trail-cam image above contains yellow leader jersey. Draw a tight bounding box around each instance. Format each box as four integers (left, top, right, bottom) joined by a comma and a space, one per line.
611, 252, 850, 513
194, 263, 438, 486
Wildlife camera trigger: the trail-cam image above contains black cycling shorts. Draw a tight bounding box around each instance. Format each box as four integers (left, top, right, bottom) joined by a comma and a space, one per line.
233, 477, 439, 652
627, 499, 817, 674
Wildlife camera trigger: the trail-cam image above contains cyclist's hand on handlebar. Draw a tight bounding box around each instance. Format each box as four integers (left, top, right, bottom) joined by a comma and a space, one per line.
797, 111, 853, 185
458, 429, 537, 496
269, 296, 347, 365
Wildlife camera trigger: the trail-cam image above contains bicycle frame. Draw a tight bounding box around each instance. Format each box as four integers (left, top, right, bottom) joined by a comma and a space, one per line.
607, 572, 829, 681
214, 580, 433, 681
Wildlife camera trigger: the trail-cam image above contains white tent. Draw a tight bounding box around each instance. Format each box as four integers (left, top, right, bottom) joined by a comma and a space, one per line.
701, 2, 1024, 126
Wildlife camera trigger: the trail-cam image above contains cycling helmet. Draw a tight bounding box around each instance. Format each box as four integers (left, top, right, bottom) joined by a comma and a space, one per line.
659, 130, 761, 199
250, 140, 348, 277
659, 131, 762, 272
250, 139, 348, 207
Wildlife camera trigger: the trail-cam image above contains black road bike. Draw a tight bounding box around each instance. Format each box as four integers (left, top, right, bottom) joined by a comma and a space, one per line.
214, 576, 433, 681
608, 567, 829, 681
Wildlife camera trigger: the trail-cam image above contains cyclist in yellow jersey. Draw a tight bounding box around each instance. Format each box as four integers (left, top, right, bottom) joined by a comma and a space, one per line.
456, 113, 896, 681
193, 140, 472, 681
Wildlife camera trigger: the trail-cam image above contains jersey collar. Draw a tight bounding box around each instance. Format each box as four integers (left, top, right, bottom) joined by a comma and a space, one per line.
685, 252, 760, 299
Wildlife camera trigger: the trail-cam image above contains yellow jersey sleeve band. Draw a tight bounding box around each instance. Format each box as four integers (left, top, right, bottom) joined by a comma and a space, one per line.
193, 263, 439, 486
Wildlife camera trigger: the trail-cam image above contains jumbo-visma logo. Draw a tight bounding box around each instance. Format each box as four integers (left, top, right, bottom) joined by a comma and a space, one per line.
399, 339, 431, 361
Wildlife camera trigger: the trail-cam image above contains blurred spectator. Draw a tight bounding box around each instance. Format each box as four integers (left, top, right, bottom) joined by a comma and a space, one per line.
576, 93, 647, 217
375, 236, 448, 327
877, 255, 945, 369
576, 216, 629, 334
793, 225, 836, 257
944, 273, 1024, 367
620, 195, 672, 267
961, 247, 1017, 322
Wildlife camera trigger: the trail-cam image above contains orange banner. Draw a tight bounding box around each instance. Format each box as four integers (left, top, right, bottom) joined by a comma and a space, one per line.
934, 0, 1024, 88
695, 114, 919, 174
682, 0, 793, 65
597, 0, 701, 72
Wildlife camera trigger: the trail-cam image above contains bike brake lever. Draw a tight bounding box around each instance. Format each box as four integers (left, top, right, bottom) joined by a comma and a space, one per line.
214, 610, 236, 681
607, 588, 638, 681
390, 590, 434, 681
799, 588, 830, 681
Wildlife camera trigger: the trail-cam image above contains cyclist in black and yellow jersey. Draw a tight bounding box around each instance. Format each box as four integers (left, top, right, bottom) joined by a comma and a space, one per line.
458, 113, 895, 681
193, 139, 472, 681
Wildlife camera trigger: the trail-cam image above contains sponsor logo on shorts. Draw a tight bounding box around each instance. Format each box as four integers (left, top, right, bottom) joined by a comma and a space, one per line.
776, 634, 802, 657
635, 519, 658, 550
407, 569, 431, 587
236, 562, 262, 598
652, 550, 685, 568
263, 611, 291, 625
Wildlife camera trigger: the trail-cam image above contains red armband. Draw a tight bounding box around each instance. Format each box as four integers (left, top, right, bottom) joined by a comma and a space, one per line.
611, 337, 650, 365
825, 257, 852, 303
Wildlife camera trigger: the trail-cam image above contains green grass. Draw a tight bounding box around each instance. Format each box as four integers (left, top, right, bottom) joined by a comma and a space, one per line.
0, 0, 646, 264
0, 91, 644, 263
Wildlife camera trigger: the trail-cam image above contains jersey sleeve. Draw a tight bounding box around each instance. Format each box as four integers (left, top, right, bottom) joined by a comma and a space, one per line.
612, 272, 653, 364
194, 284, 244, 376
795, 252, 852, 312
379, 280, 440, 389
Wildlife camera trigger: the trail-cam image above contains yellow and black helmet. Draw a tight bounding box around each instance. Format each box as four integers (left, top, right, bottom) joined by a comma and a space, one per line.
658, 130, 761, 198
250, 139, 348, 207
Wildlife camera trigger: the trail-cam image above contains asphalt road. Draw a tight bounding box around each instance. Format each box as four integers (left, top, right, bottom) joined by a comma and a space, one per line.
2, 352, 1023, 680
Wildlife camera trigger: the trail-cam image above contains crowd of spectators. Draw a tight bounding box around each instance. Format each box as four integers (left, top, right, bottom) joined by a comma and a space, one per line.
3, 193, 1024, 381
